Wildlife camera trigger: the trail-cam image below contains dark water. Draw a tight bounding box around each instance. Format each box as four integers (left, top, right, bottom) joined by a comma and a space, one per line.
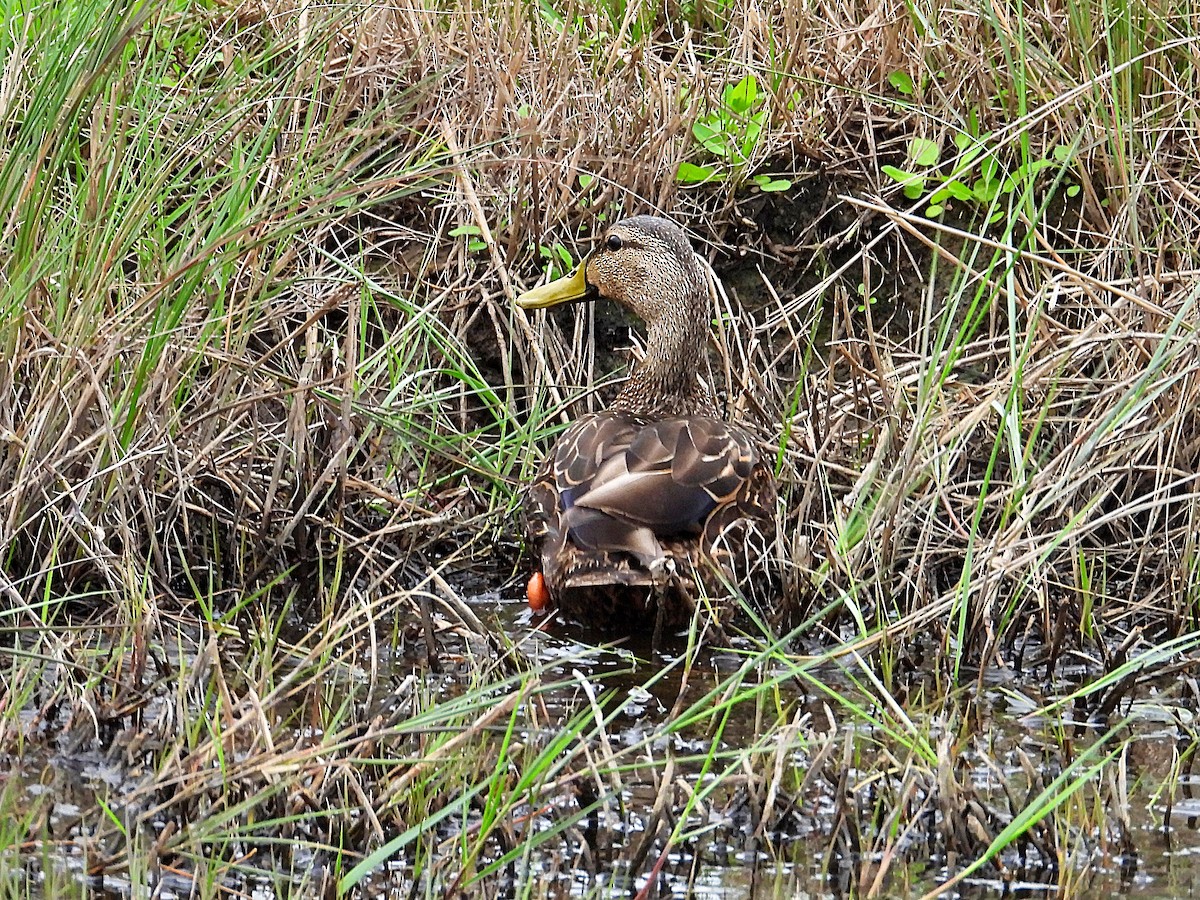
6, 588, 1200, 899
463, 592, 1200, 900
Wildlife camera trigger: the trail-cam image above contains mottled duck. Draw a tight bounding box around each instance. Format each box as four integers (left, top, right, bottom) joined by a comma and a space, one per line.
515, 215, 776, 629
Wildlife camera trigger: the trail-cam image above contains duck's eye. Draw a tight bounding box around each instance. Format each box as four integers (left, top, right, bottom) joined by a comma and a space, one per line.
605, 234, 623, 251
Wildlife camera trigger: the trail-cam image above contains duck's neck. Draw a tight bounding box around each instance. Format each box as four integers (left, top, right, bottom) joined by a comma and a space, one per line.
611, 305, 718, 419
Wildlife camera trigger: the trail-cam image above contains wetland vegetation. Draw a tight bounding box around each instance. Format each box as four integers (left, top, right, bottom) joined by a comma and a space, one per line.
4, 0, 1200, 896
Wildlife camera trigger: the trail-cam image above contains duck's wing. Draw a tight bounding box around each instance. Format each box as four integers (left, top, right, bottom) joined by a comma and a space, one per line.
568, 416, 757, 536
523, 413, 638, 545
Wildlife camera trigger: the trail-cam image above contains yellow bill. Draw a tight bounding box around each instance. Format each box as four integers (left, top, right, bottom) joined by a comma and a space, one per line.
515, 259, 591, 309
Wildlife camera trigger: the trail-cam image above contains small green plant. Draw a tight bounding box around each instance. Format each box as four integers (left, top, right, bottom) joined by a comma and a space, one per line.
449, 224, 488, 252
537, 0, 654, 48
576, 172, 601, 209
882, 129, 1081, 219
573, 173, 622, 228
886, 69, 945, 97
856, 282, 878, 312
677, 74, 791, 192
539, 242, 574, 279
888, 70, 916, 95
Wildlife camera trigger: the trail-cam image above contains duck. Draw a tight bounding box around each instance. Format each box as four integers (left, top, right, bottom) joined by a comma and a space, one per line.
515, 214, 777, 631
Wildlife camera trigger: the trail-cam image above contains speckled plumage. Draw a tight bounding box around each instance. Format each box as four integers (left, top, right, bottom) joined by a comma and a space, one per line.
516, 215, 777, 629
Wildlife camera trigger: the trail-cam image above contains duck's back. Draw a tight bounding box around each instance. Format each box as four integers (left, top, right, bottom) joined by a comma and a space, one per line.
523, 410, 776, 627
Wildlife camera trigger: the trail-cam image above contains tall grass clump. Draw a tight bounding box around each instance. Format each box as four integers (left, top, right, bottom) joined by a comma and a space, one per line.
0, 0, 503, 620
755, 0, 1200, 672
0, 2, 540, 882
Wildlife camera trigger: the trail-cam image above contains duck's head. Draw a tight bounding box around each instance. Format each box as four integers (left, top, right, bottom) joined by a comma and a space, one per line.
516, 215, 707, 327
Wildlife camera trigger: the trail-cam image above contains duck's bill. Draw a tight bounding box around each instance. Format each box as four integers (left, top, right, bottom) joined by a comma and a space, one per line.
515, 259, 594, 309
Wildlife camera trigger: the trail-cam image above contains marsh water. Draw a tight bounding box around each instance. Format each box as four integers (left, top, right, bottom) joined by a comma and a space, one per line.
476, 597, 1200, 899
7, 585, 1200, 899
